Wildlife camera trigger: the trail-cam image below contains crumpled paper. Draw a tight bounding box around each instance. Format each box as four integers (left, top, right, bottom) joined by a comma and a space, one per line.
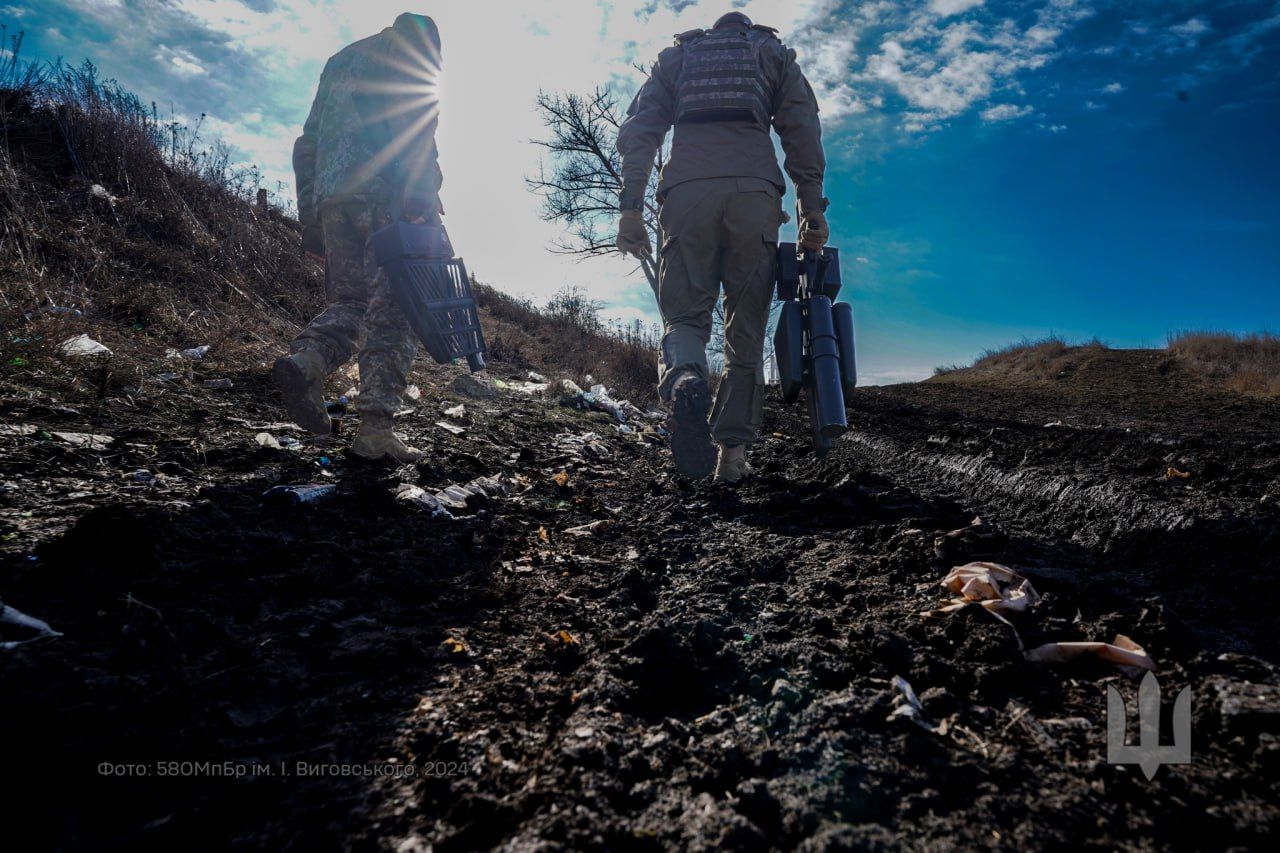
1024, 634, 1156, 677
925, 561, 1040, 617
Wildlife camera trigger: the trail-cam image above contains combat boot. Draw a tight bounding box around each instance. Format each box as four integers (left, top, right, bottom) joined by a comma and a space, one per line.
272, 349, 331, 435
714, 443, 752, 484
352, 416, 423, 464
668, 371, 716, 480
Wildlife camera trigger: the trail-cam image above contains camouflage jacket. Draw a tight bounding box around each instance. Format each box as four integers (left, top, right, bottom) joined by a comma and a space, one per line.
293, 24, 443, 228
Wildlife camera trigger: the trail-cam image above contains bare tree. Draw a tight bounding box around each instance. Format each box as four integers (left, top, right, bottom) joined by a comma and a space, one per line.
527, 87, 664, 294
529, 86, 779, 376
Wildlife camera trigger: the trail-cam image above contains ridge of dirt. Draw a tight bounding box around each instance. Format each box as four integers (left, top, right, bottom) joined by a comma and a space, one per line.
2, 349, 1278, 850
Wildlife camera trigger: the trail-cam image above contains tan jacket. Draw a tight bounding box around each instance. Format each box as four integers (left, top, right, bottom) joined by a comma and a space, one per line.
617, 23, 826, 213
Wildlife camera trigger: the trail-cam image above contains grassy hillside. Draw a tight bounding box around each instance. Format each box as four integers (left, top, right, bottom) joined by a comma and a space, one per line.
0, 49, 658, 403
933, 333, 1280, 397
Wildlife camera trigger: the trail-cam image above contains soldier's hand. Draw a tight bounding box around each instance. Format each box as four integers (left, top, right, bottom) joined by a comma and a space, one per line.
616, 209, 651, 259
301, 224, 325, 260
798, 209, 829, 252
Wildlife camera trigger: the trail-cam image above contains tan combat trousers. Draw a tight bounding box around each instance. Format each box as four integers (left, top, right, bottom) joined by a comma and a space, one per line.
291, 203, 447, 420
656, 177, 782, 447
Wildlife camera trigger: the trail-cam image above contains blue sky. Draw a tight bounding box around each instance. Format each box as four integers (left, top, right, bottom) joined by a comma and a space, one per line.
4, 0, 1278, 383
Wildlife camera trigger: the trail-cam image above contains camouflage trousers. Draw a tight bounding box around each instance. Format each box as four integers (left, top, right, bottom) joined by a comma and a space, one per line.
656, 177, 782, 447
291, 202, 442, 420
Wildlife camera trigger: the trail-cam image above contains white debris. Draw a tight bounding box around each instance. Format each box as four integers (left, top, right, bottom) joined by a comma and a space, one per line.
887, 675, 938, 732
405, 384, 422, 400
59, 334, 112, 358
89, 183, 117, 204
394, 483, 453, 518
52, 431, 113, 449
1, 602, 63, 650
443, 403, 466, 418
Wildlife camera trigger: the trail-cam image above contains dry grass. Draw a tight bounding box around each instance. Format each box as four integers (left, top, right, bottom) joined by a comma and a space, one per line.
1168, 331, 1280, 396
934, 335, 1109, 380
0, 40, 660, 402
476, 284, 660, 404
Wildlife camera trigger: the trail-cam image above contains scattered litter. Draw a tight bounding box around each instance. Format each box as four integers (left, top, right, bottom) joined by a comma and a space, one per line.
552, 470, 570, 488
262, 484, 337, 506
494, 378, 549, 395
59, 334, 112, 358
442, 636, 469, 654
887, 675, 939, 733
157, 372, 182, 382
52, 431, 113, 449
89, 183, 117, 204
128, 469, 165, 487
552, 629, 578, 646
0, 424, 37, 436
1043, 419, 1065, 428
1024, 634, 1156, 677
166, 345, 210, 360
926, 562, 1040, 617
435, 421, 466, 436
255, 432, 301, 451
404, 475, 514, 515
559, 381, 645, 424
344, 386, 359, 399
443, 403, 466, 418
202, 378, 234, 390
528, 371, 546, 382
405, 384, 422, 400
1, 601, 63, 650
564, 520, 610, 537
1165, 467, 1191, 480
393, 483, 453, 518
451, 372, 497, 398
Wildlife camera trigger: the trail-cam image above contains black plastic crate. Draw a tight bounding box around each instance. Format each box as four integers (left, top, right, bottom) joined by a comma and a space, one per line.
371, 221, 487, 372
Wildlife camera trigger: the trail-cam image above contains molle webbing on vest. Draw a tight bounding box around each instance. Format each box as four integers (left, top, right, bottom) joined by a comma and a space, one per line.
674, 30, 772, 127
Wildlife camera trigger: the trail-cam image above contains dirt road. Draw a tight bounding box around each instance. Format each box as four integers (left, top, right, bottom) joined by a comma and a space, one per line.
1, 357, 1277, 849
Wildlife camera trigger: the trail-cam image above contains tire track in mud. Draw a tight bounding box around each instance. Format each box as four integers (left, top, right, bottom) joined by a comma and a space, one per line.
842, 431, 1202, 549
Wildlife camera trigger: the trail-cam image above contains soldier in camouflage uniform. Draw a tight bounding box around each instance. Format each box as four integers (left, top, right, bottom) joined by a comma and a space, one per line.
274, 13, 447, 464
616, 11, 829, 483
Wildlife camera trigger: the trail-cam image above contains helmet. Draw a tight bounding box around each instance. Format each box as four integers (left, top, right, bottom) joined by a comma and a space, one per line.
713, 11, 752, 29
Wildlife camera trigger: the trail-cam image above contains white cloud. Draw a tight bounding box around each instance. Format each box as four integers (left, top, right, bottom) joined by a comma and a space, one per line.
981, 103, 1032, 121
1101, 81, 1124, 94
928, 0, 984, 19
854, 0, 1095, 132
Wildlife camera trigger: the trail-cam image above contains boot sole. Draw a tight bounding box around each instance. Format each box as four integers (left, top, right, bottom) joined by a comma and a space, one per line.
272, 356, 332, 436
669, 379, 716, 480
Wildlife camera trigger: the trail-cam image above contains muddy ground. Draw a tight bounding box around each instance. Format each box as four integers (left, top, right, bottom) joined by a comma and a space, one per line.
1, 349, 1278, 850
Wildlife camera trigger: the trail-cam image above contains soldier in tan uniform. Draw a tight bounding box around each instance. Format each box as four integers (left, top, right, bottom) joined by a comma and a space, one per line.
273, 13, 447, 463
616, 11, 829, 483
